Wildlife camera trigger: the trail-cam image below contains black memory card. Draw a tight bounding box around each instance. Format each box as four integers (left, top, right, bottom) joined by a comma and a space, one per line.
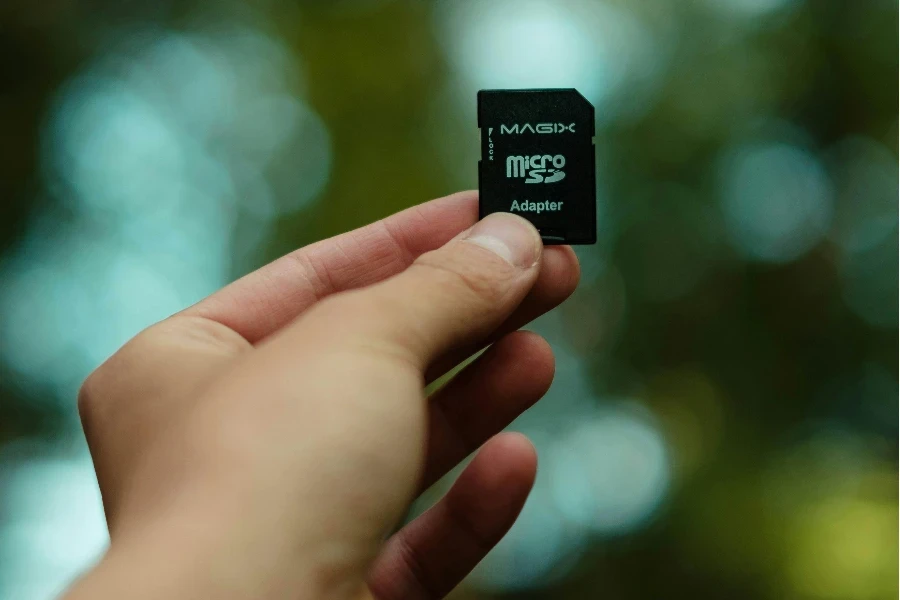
478, 88, 596, 245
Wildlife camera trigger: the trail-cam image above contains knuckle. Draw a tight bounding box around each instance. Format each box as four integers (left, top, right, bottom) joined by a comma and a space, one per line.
77, 317, 248, 439
76, 323, 169, 426
76, 367, 104, 428
77, 345, 131, 427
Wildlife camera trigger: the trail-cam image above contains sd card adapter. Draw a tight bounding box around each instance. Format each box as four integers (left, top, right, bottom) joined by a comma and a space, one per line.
478, 88, 596, 245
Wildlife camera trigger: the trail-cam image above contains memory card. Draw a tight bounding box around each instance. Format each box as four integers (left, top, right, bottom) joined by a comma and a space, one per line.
478, 88, 596, 245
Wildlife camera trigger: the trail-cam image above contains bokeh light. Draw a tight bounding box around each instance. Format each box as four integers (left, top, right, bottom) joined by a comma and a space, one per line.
466, 348, 673, 592
703, 0, 803, 21
0, 24, 331, 406
765, 426, 898, 599
786, 497, 896, 599
827, 137, 898, 256
0, 446, 107, 599
827, 137, 899, 328
548, 405, 670, 534
433, 0, 668, 124
718, 140, 834, 263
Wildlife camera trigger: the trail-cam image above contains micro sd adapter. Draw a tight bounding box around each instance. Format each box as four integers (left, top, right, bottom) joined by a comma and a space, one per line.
478, 88, 596, 245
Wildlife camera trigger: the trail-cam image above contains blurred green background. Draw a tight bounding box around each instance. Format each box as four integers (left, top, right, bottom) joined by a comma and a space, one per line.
0, 0, 897, 598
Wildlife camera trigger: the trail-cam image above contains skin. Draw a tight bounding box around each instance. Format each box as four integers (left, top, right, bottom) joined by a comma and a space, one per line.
65, 190, 580, 600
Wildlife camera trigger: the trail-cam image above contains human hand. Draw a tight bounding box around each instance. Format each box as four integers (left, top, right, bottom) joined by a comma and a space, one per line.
67, 191, 580, 600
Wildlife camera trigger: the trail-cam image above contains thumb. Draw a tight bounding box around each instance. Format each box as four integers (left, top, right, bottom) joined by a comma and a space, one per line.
296, 212, 544, 370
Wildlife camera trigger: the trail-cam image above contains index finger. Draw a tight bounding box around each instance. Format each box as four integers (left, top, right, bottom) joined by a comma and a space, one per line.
182, 191, 479, 343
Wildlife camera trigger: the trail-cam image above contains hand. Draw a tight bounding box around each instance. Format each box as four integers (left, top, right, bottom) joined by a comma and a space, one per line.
67, 191, 580, 600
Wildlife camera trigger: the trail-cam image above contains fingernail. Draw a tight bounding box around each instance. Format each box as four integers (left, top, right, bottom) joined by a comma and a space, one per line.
464, 213, 542, 268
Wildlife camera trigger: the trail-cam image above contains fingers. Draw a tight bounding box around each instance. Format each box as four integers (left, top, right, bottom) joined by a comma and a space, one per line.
183, 191, 580, 351
421, 331, 554, 491
183, 190, 480, 343
368, 434, 537, 600
300, 212, 544, 370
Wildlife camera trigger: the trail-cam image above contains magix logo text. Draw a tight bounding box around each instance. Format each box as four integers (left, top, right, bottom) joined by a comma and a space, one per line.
500, 123, 576, 134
